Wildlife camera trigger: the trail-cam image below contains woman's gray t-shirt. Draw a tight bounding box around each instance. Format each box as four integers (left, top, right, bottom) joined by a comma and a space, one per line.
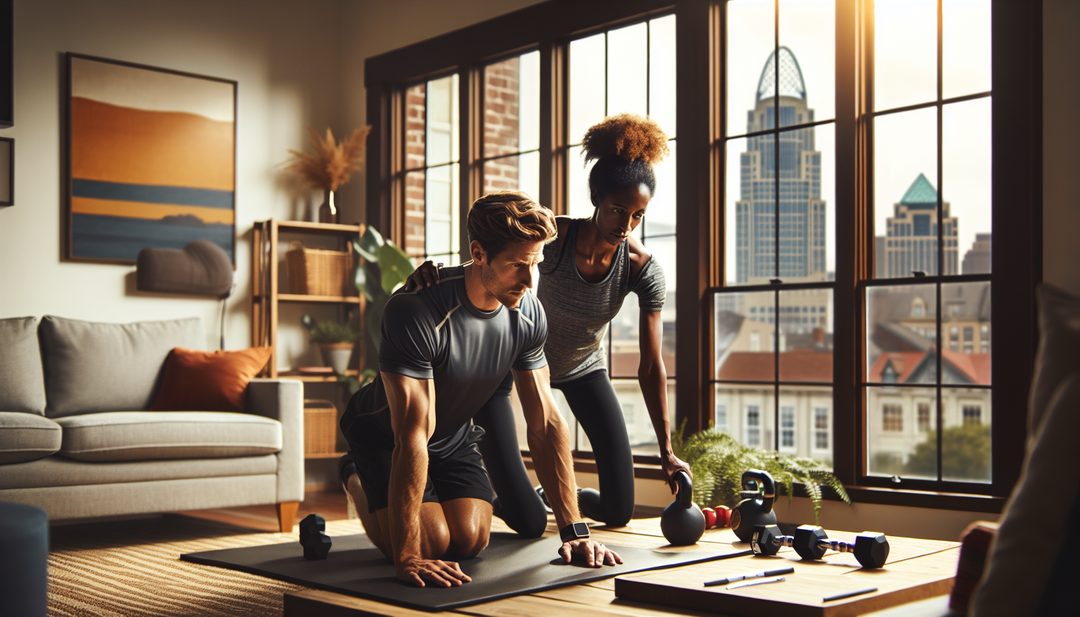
537, 218, 666, 383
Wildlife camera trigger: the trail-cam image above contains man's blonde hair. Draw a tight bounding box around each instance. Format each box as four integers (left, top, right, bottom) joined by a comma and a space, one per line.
467, 191, 557, 259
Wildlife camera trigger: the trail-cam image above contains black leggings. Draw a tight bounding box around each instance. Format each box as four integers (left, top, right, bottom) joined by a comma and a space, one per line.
474, 369, 635, 534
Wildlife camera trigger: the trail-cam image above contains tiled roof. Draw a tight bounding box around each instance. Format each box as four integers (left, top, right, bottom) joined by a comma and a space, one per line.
867, 349, 991, 386
717, 350, 832, 383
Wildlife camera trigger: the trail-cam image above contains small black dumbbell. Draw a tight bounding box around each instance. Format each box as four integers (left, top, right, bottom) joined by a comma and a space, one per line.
299, 513, 332, 560
751, 524, 890, 568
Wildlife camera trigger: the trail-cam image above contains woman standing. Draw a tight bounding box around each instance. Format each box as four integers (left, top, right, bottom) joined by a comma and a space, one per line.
410, 113, 690, 533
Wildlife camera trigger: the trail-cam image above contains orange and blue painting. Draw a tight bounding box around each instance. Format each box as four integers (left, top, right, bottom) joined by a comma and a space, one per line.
68, 55, 236, 263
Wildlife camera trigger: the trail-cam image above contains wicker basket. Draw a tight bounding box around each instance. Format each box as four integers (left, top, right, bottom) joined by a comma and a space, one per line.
303, 399, 339, 455
285, 241, 353, 296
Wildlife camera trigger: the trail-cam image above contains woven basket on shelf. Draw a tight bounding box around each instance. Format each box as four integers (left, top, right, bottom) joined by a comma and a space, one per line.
285, 241, 353, 296
303, 399, 339, 455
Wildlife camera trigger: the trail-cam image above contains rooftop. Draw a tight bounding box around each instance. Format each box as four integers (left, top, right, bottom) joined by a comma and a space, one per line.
900, 173, 938, 206
756, 46, 807, 102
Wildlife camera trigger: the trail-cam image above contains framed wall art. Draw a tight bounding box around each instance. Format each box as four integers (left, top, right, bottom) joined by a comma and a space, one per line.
66, 53, 237, 264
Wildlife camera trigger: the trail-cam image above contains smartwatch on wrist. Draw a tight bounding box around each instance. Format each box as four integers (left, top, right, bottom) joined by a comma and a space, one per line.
560, 521, 590, 544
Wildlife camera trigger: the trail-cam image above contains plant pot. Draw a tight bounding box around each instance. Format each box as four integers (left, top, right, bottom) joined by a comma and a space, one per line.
318, 190, 338, 224
318, 342, 353, 374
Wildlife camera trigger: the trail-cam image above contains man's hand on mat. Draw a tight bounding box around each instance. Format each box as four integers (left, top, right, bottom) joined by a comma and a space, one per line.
399, 558, 472, 588
560, 539, 623, 568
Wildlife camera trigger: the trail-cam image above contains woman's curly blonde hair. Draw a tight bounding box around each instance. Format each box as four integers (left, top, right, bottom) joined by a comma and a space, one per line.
581, 113, 669, 165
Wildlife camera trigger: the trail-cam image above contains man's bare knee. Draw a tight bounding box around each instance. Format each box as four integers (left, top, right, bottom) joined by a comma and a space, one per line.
442, 499, 492, 559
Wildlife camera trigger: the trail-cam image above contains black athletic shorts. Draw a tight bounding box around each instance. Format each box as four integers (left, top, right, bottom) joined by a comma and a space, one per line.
341, 412, 494, 514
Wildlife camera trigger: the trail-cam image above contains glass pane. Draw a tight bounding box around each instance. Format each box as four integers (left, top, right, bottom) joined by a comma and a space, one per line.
404, 83, 426, 171
874, 108, 938, 277
874, 0, 937, 111
484, 56, 521, 160
608, 22, 648, 117
483, 153, 538, 200
943, 0, 992, 99
779, 385, 833, 466
642, 140, 676, 239
778, 288, 832, 383
649, 15, 677, 138
778, 125, 830, 282
424, 163, 459, 260
726, 0, 775, 138
727, 135, 776, 285
569, 33, 606, 146
865, 283, 937, 383
426, 75, 459, 167
510, 382, 575, 451
403, 170, 426, 260
941, 281, 991, 379
778, 0, 834, 124
866, 386, 938, 479
519, 50, 540, 152
484, 52, 540, 160
609, 297, 639, 380
941, 387, 991, 483
944, 98, 992, 275
715, 290, 776, 383
715, 385, 773, 448
644, 235, 677, 378
567, 144, 596, 219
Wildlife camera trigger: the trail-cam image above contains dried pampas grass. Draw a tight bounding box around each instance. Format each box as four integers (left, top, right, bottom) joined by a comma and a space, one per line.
287, 126, 371, 191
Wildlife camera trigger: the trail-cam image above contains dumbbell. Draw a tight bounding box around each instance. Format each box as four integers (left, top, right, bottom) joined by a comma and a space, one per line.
751, 524, 890, 568
299, 513, 332, 560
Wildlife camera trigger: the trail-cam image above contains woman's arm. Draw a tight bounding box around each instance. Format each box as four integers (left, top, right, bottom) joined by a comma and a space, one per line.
637, 309, 692, 494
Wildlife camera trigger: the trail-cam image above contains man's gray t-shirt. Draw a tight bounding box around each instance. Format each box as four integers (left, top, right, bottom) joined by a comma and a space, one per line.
345, 264, 548, 451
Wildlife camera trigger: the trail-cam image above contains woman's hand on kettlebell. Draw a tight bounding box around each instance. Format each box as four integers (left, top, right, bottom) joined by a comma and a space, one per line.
405, 260, 441, 290
560, 539, 623, 568
662, 454, 693, 495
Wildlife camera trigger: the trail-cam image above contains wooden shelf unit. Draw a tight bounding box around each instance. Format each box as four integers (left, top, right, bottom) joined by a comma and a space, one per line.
251, 219, 365, 380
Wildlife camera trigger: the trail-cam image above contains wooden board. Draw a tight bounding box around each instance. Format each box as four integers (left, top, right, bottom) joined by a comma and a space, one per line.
614, 548, 959, 617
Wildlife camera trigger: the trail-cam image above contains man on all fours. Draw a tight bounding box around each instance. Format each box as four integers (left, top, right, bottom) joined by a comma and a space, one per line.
339, 191, 622, 588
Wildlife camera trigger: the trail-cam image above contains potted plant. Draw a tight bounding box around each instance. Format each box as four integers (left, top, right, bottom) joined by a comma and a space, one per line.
671, 421, 850, 525
301, 315, 359, 375
287, 126, 371, 224
348, 225, 416, 391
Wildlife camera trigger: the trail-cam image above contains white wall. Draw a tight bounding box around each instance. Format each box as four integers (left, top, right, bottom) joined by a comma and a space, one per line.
0, 0, 345, 353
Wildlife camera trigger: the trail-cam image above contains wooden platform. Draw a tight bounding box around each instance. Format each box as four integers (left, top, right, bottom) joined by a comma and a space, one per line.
282, 517, 960, 616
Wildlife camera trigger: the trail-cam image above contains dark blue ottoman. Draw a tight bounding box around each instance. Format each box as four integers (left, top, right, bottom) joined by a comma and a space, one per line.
0, 501, 48, 617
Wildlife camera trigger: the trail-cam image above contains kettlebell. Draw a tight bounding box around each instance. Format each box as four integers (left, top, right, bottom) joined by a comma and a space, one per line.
729, 469, 777, 542
660, 470, 705, 545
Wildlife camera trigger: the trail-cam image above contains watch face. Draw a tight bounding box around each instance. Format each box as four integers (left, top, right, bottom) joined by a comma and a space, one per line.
573, 522, 589, 537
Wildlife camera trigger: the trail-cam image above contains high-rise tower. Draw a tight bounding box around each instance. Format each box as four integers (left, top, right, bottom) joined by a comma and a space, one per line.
736, 47, 827, 284
884, 173, 958, 277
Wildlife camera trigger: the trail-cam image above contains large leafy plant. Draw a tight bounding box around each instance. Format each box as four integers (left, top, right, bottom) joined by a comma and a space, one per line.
671, 422, 850, 525
351, 226, 416, 386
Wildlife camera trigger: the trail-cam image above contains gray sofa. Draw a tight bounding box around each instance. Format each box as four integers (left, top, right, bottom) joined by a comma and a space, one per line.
0, 316, 304, 531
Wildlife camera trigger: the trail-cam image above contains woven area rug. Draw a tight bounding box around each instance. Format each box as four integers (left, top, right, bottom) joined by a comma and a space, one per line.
48, 514, 364, 617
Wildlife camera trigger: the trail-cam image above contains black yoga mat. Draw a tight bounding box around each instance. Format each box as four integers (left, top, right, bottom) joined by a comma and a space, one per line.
181, 532, 749, 611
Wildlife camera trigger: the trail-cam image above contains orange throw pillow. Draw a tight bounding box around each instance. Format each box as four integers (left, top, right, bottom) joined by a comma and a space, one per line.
150, 347, 272, 412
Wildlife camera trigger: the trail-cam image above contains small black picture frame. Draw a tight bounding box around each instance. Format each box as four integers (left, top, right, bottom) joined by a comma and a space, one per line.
0, 137, 13, 206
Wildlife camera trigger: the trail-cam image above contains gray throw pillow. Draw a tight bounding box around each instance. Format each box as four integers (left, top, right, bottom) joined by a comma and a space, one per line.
39, 316, 205, 417
0, 317, 46, 414
1028, 284, 1080, 436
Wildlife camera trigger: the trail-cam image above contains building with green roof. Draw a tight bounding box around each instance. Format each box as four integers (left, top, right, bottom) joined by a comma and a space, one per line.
884, 173, 958, 277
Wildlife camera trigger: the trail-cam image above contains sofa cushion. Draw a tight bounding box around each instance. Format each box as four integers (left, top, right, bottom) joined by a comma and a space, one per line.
150, 347, 272, 413
39, 316, 205, 418
55, 412, 281, 462
0, 412, 61, 464
0, 317, 47, 415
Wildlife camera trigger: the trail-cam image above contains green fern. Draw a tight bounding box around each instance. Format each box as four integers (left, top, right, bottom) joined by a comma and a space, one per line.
670, 420, 850, 525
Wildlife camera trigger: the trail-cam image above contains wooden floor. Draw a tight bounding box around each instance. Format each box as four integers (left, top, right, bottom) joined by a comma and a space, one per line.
178, 489, 352, 532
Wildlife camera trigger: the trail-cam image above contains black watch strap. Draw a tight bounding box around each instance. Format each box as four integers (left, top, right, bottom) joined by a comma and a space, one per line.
560, 521, 590, 543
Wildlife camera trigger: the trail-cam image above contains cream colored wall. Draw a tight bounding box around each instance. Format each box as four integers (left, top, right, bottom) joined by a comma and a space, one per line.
0, 0, 344, 356
1043, 0, 1080, 297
